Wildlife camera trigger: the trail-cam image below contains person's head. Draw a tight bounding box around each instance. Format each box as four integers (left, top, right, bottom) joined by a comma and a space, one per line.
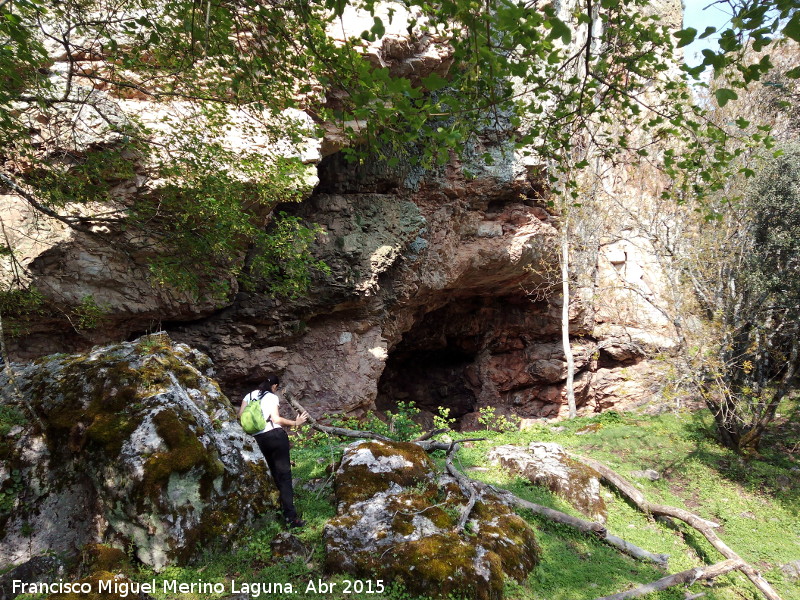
258, 375, 280, 396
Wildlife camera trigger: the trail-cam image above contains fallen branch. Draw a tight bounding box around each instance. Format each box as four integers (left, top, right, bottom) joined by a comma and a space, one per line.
413, 428, 448, 442
286, 394, 483, 450
573, 454, 782, 600
487, 487, 669, 567
592, 558, 745, 600
444, 442, 478, 533
285, 395, 393, 442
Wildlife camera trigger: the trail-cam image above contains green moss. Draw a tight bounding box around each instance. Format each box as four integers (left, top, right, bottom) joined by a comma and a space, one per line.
384, 534, 504, 600
334, 441, 435, 508
81, 544, 130, 574
478, 511, 541, 581
85, 413, 137, 455
142, 410, 223, 500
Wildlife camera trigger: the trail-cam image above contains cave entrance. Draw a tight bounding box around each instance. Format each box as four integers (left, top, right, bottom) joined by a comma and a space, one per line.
376, 300, 492, 429
376, 346, 478, 424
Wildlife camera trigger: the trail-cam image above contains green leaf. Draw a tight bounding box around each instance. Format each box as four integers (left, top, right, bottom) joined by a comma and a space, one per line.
784, 12, 800, 41
786, 66, 800, 79
714, 88, 738, 107
371, 17, 385, 38
326, 0, 347, 17
735, 117, 750, 129
421, 72, 447, 91
674, 27, 697, 48
698, 26, 716, 39
548, 17, 572, 45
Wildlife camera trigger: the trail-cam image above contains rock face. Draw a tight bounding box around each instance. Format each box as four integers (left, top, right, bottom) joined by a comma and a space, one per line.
488, 443, 606, 523
0, 335, 273, 571
2, 0, 681, 427
325, 439, 540, 600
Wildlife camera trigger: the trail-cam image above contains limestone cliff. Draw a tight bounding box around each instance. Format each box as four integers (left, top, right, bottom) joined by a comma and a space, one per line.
0, 0, 683, 426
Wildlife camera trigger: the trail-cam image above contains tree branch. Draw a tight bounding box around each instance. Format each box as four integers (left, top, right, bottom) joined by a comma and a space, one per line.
444, 441, 478, 533
492, 488, 669, 567
572, 453, 783, 600
592, 558, 746, 600
284, 394, 394, 443
0, 170, 123, 233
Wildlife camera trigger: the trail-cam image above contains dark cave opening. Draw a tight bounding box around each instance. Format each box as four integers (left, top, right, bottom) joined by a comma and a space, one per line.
376, 346, 478, 424
376, 294, 564, 428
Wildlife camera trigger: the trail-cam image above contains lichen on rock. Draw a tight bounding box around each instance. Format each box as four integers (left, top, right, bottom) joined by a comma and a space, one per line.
325, 439, 539, 600
488, 442, 607, 523
0, 334, 274, 571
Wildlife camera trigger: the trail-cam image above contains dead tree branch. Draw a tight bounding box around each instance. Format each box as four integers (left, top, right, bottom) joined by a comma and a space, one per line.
285, 394, 483, 450
285, 395, 393, 443
572, 453, 782, 600
592, 558, 746, 600
413, 428, 448, 442
444, 441, 478, 533
488, 487, 669, 567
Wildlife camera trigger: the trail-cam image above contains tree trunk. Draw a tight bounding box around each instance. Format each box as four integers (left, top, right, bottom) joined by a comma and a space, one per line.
561, 219, 577, 419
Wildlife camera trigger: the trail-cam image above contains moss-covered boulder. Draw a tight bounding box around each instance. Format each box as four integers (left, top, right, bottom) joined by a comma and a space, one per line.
0, 334, 273, 571
488, 442, 606, 523
324, 440, 540, 600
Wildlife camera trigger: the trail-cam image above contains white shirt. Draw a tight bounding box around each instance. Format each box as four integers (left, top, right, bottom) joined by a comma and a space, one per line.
242, 390, 282, 434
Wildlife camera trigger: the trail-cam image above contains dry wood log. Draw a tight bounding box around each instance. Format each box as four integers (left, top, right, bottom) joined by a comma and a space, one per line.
592, 558, 746, 600
490, 488, 669, 567
444, 442, 478, 532
572, 453, 782, 600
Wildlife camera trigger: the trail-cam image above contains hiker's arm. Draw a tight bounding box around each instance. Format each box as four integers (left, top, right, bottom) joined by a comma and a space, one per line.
237, 398, 248, 418
272, 406, 308, 427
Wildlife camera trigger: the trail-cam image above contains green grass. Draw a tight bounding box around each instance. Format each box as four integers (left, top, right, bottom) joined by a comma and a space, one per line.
14, 403, 798, 600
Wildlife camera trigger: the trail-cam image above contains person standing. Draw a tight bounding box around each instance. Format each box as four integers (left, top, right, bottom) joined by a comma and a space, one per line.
239, 375, 309, 528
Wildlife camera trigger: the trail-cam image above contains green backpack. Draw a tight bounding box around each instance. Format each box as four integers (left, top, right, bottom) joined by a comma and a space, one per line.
240, 397, 268, 434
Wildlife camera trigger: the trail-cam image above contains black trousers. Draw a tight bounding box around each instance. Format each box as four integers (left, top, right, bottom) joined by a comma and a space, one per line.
254, 428, 298, 521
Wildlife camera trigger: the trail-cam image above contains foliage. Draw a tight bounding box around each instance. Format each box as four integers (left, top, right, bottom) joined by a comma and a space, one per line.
0, 286, 46, 337
250, 212, 331, 298
0, 0, 339, 311
432, 406, 456, 432
71, 295, 110, 330
0, 0, 797, 337
0, 469, 23, 514
0, 403, 26, 437
683, 144, 800, 454
477, 405, 521, 432
382, 401, 424, 441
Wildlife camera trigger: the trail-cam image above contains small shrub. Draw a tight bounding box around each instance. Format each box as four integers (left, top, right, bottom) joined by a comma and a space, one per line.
433, 406, 456, 432
477, 406, 520, 432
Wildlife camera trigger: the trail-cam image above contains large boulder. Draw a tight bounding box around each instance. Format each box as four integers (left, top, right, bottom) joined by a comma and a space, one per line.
324, 440, 540, 600
488, 442, 606, 523
0, 334, 273, 571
